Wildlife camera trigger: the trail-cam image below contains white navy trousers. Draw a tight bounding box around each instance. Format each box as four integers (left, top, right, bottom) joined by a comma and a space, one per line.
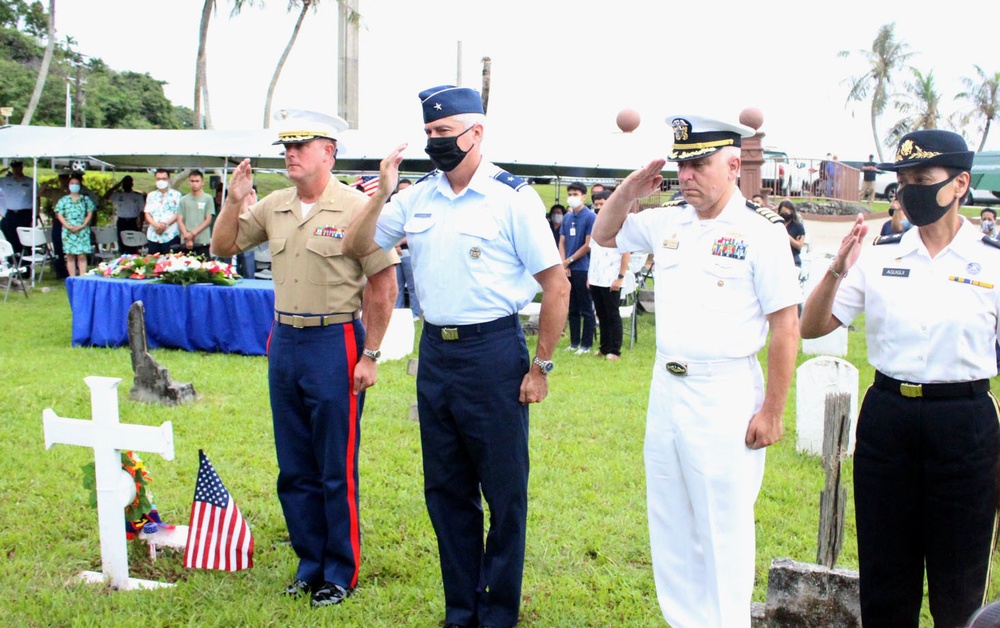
645, 353, 765, 628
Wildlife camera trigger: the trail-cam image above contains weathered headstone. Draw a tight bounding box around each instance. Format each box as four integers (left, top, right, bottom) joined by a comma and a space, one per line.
763, 391, 860, 626
381, 308, 416, 362
796, 356, 859, 456
817, 392, 851, 568
43, 376, 176, 590
764, 558, 860, 627
800, 262, 848, 357
128, 301, 198, 405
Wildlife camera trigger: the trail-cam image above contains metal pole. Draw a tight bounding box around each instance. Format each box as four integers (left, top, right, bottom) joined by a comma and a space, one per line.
65, 82, 71, 128
456, 41, 462, 85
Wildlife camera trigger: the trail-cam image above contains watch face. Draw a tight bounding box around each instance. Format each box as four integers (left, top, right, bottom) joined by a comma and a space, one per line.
542, 361, 554, 373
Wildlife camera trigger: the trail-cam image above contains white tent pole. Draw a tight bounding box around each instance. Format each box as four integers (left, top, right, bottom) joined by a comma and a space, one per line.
31, 157, 38, 286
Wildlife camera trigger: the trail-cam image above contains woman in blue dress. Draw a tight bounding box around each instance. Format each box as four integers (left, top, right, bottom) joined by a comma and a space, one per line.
54, 174, 95, 277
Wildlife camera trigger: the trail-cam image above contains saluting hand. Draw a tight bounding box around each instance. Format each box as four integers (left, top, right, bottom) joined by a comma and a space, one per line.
618, 159, 667, 204
378, 143, 408, 198
226, 159, 255, 205
832, 213, 868, 276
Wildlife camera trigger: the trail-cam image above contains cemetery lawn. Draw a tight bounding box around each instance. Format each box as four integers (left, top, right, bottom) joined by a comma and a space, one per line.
1, 282, 998, 626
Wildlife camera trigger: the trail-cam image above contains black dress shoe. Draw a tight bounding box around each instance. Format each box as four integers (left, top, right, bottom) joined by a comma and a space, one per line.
310, 581, 353, 608
282, 579, 313, 598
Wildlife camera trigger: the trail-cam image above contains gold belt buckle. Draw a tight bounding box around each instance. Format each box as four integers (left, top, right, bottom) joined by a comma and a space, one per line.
900, 383, 922, 398
441, 327, 459, 341
292, 315, 305, 329
665, 361, 688, 376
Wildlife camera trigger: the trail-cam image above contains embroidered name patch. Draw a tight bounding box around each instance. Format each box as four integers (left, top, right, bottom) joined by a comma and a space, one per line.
881, 268, 910, 278
712, 237, 747, 260
314, 226, 346, 238
949, 276, 994, 289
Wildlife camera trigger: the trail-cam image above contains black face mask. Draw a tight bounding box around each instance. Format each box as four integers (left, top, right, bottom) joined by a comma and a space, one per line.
898, 174, 958, 227
424, 125, 475, 172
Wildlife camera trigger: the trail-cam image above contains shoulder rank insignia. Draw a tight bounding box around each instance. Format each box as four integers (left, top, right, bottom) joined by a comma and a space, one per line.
492, 169, 528, 191
414, 170, 441, 185
662, 198, 688, 208
873, 233, 903, 245
746, 200, 782, 224
982, 235, 1000, 250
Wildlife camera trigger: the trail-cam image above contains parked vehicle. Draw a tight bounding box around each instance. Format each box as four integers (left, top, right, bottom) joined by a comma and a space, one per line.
760, 150, 810, 196
875, 171, 1000, 205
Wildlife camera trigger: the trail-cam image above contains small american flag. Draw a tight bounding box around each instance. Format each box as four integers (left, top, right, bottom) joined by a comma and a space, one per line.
183, 450, 254, 571
352, 174, 379, 197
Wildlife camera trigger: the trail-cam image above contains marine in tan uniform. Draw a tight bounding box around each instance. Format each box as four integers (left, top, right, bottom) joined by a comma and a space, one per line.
211, 109, 398, 608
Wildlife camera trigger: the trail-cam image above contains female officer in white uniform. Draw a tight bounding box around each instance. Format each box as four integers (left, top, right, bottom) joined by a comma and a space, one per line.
801, 129, 1000, 627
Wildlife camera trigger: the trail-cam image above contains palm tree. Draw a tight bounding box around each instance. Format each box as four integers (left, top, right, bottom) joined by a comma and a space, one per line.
839, 23, 914, 162
20, 0, 56, 126
262, 0, 360, 128
192, 0, 257, 129
955, 65, 1000, 152
884, 68, 941, 147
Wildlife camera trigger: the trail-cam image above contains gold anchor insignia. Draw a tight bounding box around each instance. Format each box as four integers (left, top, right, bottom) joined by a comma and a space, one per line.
671, 118, 690, 142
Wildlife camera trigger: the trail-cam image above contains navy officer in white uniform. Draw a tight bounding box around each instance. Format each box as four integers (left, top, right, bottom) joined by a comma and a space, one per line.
342, 85, 569, 628
801, 130, 1000, 627
592, 115, 801, 628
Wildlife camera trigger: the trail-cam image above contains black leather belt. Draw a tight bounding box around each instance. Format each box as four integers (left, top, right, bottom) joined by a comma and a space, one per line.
424, 314, 518, 341
873, 371, 990, 399
275, 311, 360, 328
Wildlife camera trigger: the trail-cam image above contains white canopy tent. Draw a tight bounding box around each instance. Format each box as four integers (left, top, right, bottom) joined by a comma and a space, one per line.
0, 123, 673, 282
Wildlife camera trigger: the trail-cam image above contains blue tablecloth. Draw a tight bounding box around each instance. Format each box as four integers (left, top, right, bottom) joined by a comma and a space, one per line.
67, 276, 276, 355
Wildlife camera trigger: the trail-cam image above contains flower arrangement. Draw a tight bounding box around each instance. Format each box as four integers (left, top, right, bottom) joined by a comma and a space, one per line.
91, 253, 240, 287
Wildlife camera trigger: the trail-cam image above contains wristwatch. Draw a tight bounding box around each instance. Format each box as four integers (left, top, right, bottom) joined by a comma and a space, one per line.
362, 348, 381, 363
533, 356, 554, 375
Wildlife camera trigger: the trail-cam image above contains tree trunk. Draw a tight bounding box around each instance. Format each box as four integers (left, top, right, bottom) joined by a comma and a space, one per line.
20, 0, 56, 126
481, 56, 491, 114
870, 105, 883, 163
979, 119, 991, 153
263, 1, 309, 128
193, 0, 214, 129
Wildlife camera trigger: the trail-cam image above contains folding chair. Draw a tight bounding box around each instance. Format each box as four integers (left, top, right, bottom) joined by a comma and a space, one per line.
91, 226, 120, 262
15, 226, 55, 284
618, 269, 640, 349
1, 238, 29, 302
120, 230, 148, 255
253, 243, 273, 279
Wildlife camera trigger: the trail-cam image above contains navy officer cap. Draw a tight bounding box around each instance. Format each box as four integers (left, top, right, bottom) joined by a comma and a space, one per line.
878, 129, 974, 172
666, 114, 755, 162
419, 85, 484, 123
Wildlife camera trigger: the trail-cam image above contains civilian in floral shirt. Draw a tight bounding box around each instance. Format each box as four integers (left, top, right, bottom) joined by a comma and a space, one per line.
144, 168, 182, 254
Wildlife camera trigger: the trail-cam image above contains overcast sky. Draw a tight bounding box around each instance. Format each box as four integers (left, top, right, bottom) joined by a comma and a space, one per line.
56, 0, 999, 166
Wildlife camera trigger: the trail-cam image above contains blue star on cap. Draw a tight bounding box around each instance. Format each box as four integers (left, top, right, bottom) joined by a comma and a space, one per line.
419, 85, 484, 123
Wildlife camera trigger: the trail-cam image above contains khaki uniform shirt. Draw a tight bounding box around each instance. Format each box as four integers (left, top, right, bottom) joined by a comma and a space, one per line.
235, 177, 398, 315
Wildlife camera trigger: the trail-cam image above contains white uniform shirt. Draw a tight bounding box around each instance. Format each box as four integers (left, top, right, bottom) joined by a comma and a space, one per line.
588, 239, 625, 288
616, 191, 800, 360
832, 217, 1000, 382
0, 174, 37, 210
374, 161, 561, 326
109, 190, 146, 219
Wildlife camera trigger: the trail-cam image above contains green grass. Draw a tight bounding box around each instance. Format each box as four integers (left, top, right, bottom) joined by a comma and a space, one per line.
0, 280, 998, 626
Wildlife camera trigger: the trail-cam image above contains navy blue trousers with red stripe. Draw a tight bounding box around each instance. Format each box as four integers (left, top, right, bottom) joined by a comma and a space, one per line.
418, 323, 530, 628
268, 320, 365, 589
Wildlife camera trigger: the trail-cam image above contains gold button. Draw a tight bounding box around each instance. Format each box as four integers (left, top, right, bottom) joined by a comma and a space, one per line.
717, 280, 725, 287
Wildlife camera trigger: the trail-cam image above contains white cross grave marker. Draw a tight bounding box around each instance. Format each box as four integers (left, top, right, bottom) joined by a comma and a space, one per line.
42, 376, 175, 590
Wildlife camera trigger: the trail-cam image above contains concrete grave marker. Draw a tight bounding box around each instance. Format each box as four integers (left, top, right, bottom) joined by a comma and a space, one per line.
128, 301, 197, 405
380, 308, 416, 362
43, 376, 176, 590
800, 259, 849, 357
796, 356, 859, 456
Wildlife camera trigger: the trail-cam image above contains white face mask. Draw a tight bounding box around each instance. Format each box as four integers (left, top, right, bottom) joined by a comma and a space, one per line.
156, 180, 169, 190
567, 196, 584, 209
551, 213, 564, 224
982, 220, 995, 233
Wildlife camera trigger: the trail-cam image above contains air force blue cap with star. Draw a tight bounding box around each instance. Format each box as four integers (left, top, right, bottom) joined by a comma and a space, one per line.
419, 85, 484, 123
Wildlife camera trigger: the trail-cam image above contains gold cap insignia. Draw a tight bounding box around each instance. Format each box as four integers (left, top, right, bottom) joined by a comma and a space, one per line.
671, 118, 690, 142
